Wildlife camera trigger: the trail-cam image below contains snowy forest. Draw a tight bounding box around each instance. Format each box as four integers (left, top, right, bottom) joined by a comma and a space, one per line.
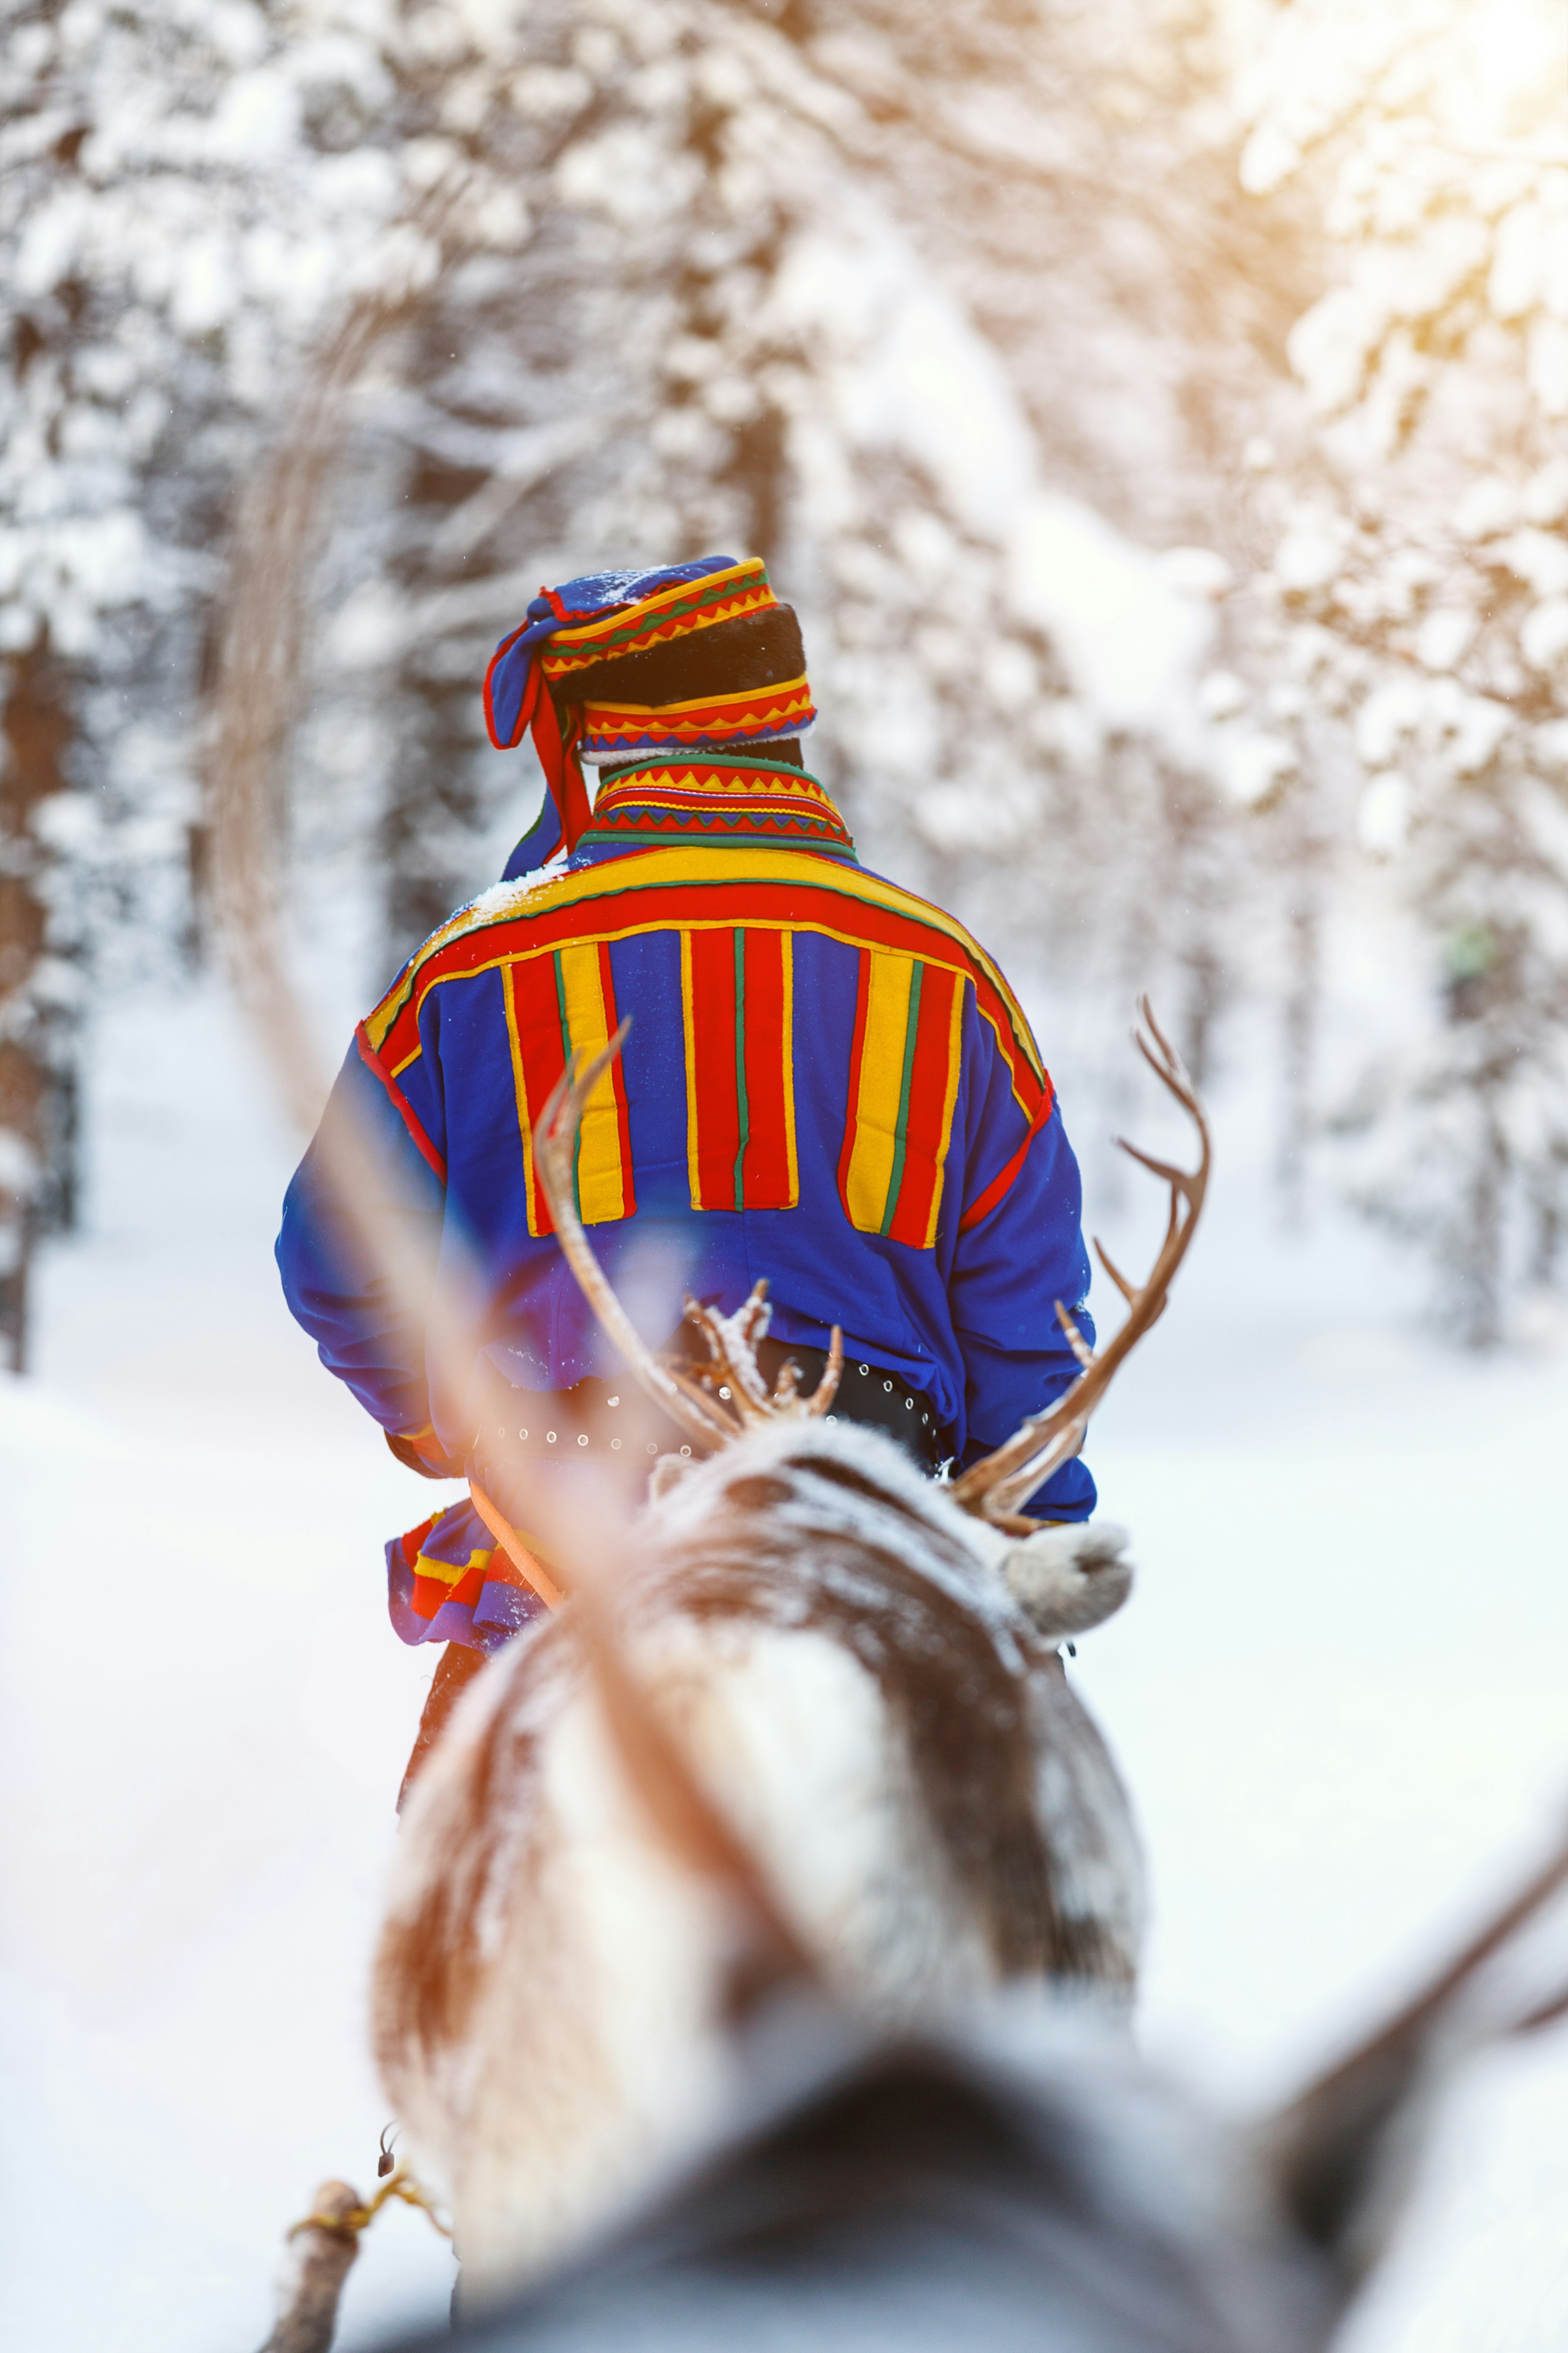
5, 4, 1568, 2352
4, 0, 1568, 1360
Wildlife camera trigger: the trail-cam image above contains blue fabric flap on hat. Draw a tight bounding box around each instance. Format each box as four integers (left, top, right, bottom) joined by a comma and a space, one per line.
484, 557, 738, 751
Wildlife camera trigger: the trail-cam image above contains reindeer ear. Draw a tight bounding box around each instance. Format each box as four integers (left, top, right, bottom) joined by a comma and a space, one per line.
1261, 2015, 1437, 2297
1000, 1522, 1132, 1641
1263, 1822, 1568, 2298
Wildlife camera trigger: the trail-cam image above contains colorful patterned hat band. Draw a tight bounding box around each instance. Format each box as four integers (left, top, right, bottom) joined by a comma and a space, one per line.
540, 555, 775, 679
482, 556, 809, 861
576, 673, 817, 764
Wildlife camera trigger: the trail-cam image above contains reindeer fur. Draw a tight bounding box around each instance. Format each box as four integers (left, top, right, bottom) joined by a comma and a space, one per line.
372, 1418, 1143, 2298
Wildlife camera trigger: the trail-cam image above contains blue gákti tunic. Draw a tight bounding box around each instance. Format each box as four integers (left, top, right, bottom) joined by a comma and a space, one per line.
277, 757, 1095, 1650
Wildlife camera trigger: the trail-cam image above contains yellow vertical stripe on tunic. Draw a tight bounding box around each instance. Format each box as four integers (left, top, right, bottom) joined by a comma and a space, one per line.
919, 973, 966, 1249
843, 951, 915, 1233
555, 941, 627, 1223
679, 930, 702, 1211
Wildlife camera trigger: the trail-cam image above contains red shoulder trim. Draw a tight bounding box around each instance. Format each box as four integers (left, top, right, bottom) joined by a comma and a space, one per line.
957, 1078, 1056, 1234
354, 1023, 448, 1183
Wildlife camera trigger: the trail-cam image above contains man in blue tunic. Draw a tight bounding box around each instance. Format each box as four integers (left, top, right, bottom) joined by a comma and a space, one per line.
277, 557, 1095, 1785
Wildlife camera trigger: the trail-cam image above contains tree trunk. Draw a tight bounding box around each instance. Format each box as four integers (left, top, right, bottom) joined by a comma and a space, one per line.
0, 645, 72, 1372
1459, 1095, 1508, 1350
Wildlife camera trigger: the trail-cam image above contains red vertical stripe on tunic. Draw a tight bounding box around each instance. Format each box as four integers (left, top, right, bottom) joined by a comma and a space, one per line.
684, 928, 743, 1210
885, 964, 964, 1246
739, 929, 797, 1208
683, 928, 796, 1211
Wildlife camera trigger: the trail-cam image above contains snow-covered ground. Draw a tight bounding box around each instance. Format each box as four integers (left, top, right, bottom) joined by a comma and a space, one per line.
2, 974, 1566, 2353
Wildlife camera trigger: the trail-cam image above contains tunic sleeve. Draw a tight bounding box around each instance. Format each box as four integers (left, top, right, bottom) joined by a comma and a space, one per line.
946, 1015, 1096, 1521
275, 1035, 446, 1444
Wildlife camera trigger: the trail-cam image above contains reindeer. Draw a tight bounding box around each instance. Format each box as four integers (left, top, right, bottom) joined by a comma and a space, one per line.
371, 1007, 1209, 2304
365, 1816, 1568, 2353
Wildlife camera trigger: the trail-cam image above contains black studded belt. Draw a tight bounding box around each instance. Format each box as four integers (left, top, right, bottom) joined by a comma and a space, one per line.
474, 1365, 693, 1472
787, 1343, 944, 1473
468, 1335, 944, 1504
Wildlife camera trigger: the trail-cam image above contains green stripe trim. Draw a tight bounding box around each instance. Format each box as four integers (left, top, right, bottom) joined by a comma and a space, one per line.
880, 961, 923, 1237
550, 574, 768, 661
385, 857, 1003, 1010
369, 850, 1043, 1097
552, 949, 583, 1215
732, 928, 750, 1213
576, 829, 857, 861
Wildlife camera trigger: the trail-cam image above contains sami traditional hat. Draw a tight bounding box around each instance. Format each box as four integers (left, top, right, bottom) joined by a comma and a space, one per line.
484, 557, 816, 866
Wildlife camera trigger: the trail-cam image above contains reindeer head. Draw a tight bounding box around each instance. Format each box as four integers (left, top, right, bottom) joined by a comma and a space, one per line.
520, 999, 1208, 1645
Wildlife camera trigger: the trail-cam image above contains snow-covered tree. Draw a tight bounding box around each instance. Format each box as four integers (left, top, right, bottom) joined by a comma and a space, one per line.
17, 0, 1471, 1367
291, 0, 1306, 1068
0, 0, 537, 1358
1232, 0, 1568, 1341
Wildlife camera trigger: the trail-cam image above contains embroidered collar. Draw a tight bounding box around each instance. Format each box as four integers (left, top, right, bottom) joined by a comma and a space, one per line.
576, 756, 857, 863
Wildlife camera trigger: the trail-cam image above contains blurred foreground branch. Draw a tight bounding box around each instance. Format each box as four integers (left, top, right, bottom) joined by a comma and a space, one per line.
208, 292, 416, 1134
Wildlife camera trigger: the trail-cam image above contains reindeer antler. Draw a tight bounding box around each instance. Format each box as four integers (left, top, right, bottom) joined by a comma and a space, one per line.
534, 1026, 843, 1451
951, 999, 1210, 1527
